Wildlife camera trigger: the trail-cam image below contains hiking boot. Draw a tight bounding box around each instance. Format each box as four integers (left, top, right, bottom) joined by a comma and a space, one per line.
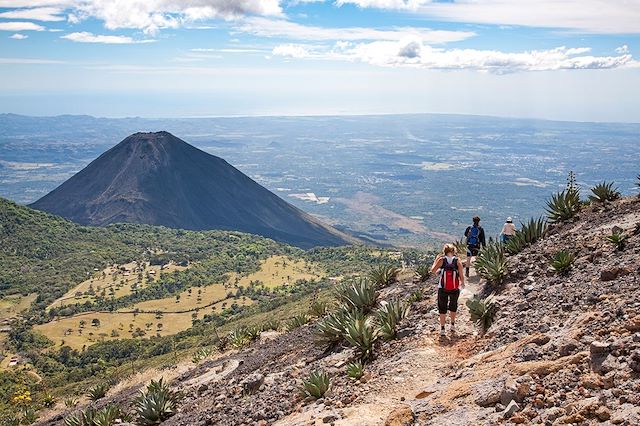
465, 268, 470, 278
440, 327, 446, 336
450, 323, 456, 333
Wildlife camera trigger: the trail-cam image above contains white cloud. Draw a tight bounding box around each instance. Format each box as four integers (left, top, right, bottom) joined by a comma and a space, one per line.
337, 0, 640, 34
0, 21, 46, 31
0, 6, 65, 21
0, 0, 284, 34
616, 45, 629, 54
9, 33, 29, 39
236, 17, 475, 43
272, 38, 638, 73
272, 43, 310, 58
61, 31, 154, 43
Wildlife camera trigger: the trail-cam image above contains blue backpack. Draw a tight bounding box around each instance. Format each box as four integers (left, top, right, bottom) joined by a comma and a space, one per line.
467, 226, 480, 246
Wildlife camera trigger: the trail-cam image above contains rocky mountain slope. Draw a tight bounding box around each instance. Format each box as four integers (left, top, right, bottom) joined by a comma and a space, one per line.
30, 132, 354, 249
37, 195, 640, 425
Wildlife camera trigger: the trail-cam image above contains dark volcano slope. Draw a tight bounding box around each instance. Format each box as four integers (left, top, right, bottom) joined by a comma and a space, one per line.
30, 131, 353, 248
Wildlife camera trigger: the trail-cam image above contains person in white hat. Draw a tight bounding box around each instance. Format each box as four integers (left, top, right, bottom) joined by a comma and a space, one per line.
501, 217, 517, 243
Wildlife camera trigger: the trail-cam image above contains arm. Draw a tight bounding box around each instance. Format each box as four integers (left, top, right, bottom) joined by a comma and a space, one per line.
430, 256, 443, 274
457, 260, 466, 288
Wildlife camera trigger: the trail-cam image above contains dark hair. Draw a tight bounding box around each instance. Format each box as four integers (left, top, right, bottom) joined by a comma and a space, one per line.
472, 216, 481, 224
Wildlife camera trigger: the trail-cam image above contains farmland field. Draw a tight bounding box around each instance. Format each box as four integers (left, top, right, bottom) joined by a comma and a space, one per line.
128, 283, 230, 313
0, 293, 37, 321
48, 262, 188, 310
227, 255, 323, 289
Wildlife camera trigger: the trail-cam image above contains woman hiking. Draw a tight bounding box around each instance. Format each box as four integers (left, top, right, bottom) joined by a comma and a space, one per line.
431, 244, 465, 336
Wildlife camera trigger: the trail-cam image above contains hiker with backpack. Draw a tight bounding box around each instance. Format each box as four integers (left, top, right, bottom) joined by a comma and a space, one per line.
431, 244, 465, 336
464, 216, 486, 278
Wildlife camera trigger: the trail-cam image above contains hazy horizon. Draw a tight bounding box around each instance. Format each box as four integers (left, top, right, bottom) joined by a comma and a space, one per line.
1, 1, 639, 122
2, 111, 640, 125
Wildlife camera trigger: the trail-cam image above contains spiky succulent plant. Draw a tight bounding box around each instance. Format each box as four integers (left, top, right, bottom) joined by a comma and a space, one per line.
546, 190, 581, 223
343, 315, 379, 361
589, 181, 621, 203
474, 242, 508, 284
368, 264, 400, 288
346, 361, 365, 380
414, 264, 431, 282
134, 378, 182, 426
86, 383, 108, 401
309, 300, 329, 317
64, 404, 130, 426
375, 299, 410, 341
300, 370, 330, 399
465, 295, 497, 333
286, 313, 310, 331
607, 231, 628, 251
551, 250, 575, 275
334, 278, 378, 314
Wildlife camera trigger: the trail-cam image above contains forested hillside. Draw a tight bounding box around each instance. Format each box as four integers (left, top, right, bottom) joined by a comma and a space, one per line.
0, 197, 288, 311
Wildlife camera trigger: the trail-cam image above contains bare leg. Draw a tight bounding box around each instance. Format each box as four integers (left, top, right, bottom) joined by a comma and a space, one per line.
449, 311, 457, 324
439, 313, 446, 327
465, 254, 472, 269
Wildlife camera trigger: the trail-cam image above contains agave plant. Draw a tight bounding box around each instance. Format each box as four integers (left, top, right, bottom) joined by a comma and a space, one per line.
261, 319, 280, 332
369, 264, 400, 288
607, 231, 628, 251
86, 383, 109, 401
315, 309, 365, 348
228, 327, 250, 349
244, 325, 261, 341
309, 299, 329, 317
343, 315, 379, 361
546, 190, 581, 223
300, 370, 330, 399
634, 222, 640, 236
65, 407, 98, 426
346, 361, 365, 380
64, 397, 79, 409
375, 299, 410, 341
315, 309, 349, 348
191, 347, 213, 364
474, 242, 509, 284
286, 313, 310, 331
453, 239, 468, 257
64, 404, 130, 426
407, 288, 424, 303
334, 278, 378, 314
504, 217, 547, 255
465, 295, 497, 333
551, 250, 575, 275
134, 378, 182, 426
42, 392, 56, 408
414, 264, 431, 282
589, 181, 621, 203
636, 174, 640, 196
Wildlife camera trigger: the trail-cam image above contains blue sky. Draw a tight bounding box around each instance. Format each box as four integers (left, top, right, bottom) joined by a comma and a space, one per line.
0, 0, 639, 121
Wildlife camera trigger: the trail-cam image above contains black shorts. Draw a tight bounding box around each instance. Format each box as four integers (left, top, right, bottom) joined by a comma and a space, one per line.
437, 288, 460, 314
467, 245, 480, 256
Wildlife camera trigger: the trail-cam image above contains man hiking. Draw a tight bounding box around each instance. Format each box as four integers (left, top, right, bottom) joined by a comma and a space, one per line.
464, 215, 486, 278
501, 216, 516, 243
431, 244, 465, 336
